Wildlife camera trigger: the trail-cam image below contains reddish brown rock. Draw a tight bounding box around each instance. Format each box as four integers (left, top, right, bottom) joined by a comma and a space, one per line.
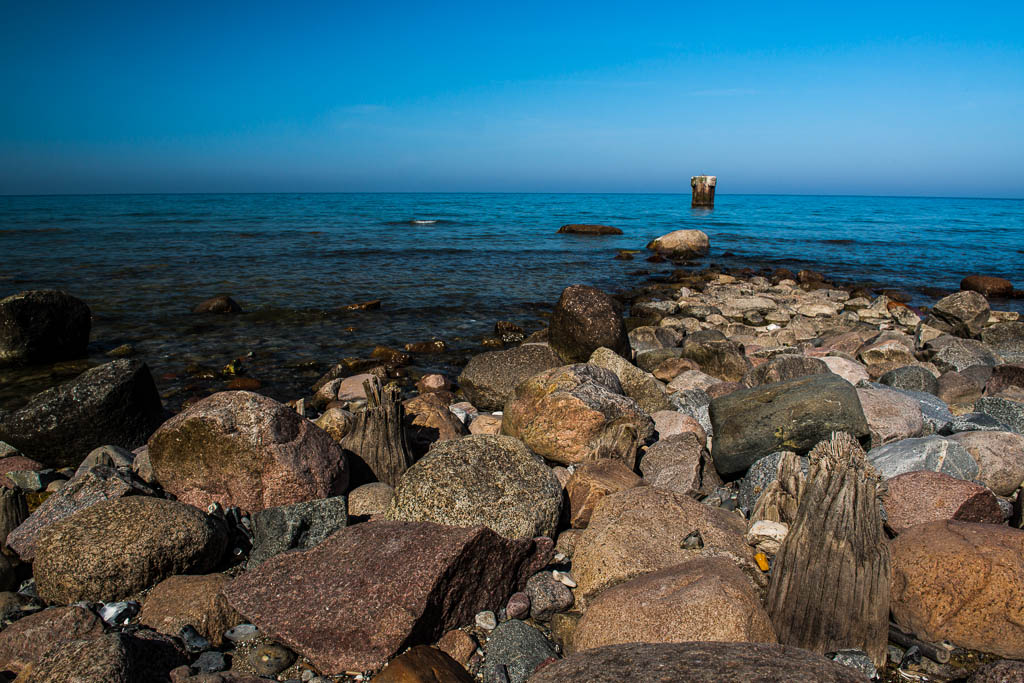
148, 391, 348, 512
856, 387, 925, 448
962, 275, 1014, 299
226, 377, 261, 391
139, 574, 239, 647
0, 605, 104, 674
403, 391, 468, 455
572, 557, 775, 652
0, 454, 43, 489
890, 521, 1024, 658
639, 432, 721, 498
987, 364, 1024, 396
468, 414, 502, 435
882, 470, 1003, 534
939, 370, 985, 406
222, 521, 544, 673
652, 357, 700, 382
650, 411, 706, 443
372, 645, 473, 683
436, 629, 477, 666
15, 630, 187, 683
565, 459, 644, 529
948, 431, 1024, 496
548, 285, 630, 363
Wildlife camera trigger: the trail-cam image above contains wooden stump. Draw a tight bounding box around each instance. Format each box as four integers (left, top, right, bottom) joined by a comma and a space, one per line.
691, 175, 717, 207
339, 377, 413, 488
766, 432, 890, 667
750, 451, 805, 525
0, 487, 28, 557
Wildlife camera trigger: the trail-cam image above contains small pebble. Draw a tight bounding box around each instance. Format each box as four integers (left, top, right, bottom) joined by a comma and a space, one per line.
681, 530, 704, 550
99, 601, 139, 626
179, 624, 211, 653
506, 592, 530, 620
224, 623, 260, 644
475, 610, 498, 630
191, 650, 227, 674
552, 570, 576, 588
249, 642, 297, 677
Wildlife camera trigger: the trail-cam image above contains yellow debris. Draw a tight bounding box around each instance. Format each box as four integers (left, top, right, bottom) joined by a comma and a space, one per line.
755, 552, 771, 572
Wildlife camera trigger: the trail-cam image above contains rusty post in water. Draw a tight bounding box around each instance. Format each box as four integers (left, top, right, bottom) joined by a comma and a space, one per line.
691, 175, 716, 207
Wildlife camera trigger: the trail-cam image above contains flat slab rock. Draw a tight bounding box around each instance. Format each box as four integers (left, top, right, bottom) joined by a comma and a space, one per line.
222, 520, 547, 673
526, 641, 865, 682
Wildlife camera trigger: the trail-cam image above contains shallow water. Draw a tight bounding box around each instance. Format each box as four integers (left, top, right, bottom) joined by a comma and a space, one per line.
1, 193, 1021, 410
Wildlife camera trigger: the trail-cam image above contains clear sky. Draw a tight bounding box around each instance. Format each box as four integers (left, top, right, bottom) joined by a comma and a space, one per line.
1, 1, 1022, 197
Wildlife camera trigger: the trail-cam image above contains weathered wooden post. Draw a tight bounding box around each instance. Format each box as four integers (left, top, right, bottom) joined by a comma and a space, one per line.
691, 175, 716, 207
338, 377, 413, 488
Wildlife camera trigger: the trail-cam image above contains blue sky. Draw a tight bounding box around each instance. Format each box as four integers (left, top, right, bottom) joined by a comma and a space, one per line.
1, 1, 1022, 196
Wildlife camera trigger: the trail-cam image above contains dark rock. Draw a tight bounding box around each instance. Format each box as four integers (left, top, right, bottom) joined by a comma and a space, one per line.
403, 391, 469, 456
0, 605, 104, 675
506, 592, 531, 620
191, 650, 227, 674
373, 645, 473, 683
879, 365, 940, 395
75, 444, 135, 477
866, 435, 979, 480
961, 275, 1014, 298
929, 335, 1001, 373
925, 290, 990, 338
982, 322, 1024, 359
482, 619, 557, 683
222, 520, 545, 673
0, 290, 91, 366
457, 345, 563, 411
387, 435, 562, 539
527, 642, 865, 682
709, 373, 870, 476
548, 285, 630, 363
557, 224, 623, 235
192, 295, 242, 314
627, 326, 680, 354
33, 496, 227, 603
15, 630, 187, 683
524, 571, 574, 622
741, 354, 829, 388
987, 364, 1024, 395
678, 338, 751, 382
948, 412, 1012, 433
248, 495, 348, 567
969, 659, 1024, 682
974, 396, 1024, 434
0, 359, 164, 468
737, 451, 809, 512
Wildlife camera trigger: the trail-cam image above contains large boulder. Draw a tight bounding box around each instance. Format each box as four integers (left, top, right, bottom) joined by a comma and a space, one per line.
33, 496, 226, 603
867, 435, 978, 481
709, 373, 870, 477
565, 458, 645, 529
571, 486, 753, 603
548, 285, 630, 363
139, 573, 239, 647
948, 431, 1024, 496
222, 520, 546, 673
588, 346, 671, 414
961, 275, 1014, 299
974, 396, 1024, 435
856, 386, 925, 447
501, 364, 654, 467
881, 470, 1003, 534
0, 359, 164, 468
147, 391, 348, 512
638, 432, 721, 498
13, 630, 186, 683
0, 605, 104, 675
925, 290, 990, 338
929, 336, 1001, 373
527, 642, 865, 682
386, 435, 562, 539
457, 344, 563, 411
0, 290, 91, 366
645, 229, 710, 258
890, 521, 1024, 658
741, 355, 829, 388
571, 556, 775, 652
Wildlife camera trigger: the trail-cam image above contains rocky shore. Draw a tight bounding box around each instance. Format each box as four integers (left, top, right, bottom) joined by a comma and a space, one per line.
0, 227, 1022, 682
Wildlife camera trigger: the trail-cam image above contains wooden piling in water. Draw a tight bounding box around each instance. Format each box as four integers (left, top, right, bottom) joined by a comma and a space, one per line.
691, 175, 716, 207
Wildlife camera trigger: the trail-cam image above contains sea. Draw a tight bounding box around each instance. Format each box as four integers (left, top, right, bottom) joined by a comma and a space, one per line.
1, 193, 1022, 410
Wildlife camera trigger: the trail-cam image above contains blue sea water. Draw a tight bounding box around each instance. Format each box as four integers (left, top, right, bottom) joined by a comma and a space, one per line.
1, 193, 1022, 409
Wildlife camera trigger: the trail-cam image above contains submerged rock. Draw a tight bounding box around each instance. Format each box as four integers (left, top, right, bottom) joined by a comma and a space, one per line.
0, 289, 91, 366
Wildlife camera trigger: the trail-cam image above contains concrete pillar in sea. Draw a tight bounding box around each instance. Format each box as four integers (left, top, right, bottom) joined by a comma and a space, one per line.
691, 175, 717, 207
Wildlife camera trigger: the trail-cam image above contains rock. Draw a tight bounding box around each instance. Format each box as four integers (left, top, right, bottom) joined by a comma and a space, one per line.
457, 345, 563, 411
987, 364, 1024, 395
557, 224, 622, 235
482, 619, 557, 683
982, 322, 1024, 358
890, 520, 1024, 658
879, 365, 940, 395
221, 520, 545, 673
628, 325, 680, 354
646, 229, 710, 258
974, 396, 1024, 434
313, 406, 355, 442
33, 496, 226, 603
822, 356, 871, 386
678, 338, 751, 382
374, 645, 473, 683
75, 444, 135, 476
475, 610, 497, 630
192, 295, 242, 314
565, 459, 644, 529
347, 482, 394, 518
7, 465, 147, 561
524, 571, 574, 622
469, 414, 502, 435
506, 591, 531, 619
571, 486, 752, 603
649, 410, 706, 442
14, 630, 187, 683
588, 347, 671, 414
856, 387, 925, 447
548, 285, 630, 363
961, 275, 1014, 298
248, 495, 348, 566
337, 373, 376, 402
863, 383, 956, 435
0, 605, 104, 674
148, 391, 348, 512
926, 290, 990, 338
857, 338, 918, 379
667, 369, 720, 394
948, 431, 1024, 496
737, 451, 809, 513
403, 391, 469, 455
437, 629, 477, 666
882, 470, 1003, 533
501, 364, 654, 467
741, 355, 829, 388
571, 556, 775, 652
387, 435, 561, 539
249, 642, 295, 676
0, 290, 91, 366
867, 435, 978, 481
527, 641, 865, 682
929, 336, 1002, 373
969, 659, 1024, 682
638, 432, 720, 498
709, 373, 870, 477
670, 388, 713, 437
191, 650, 227, 674
417, 374, 452, 394
745, 520, 789, 555
0, 359, 165, 468
0, 454, 43, 489
139, 574, 238, 647
223, 624, 259, 644
939, 370, 985, 406
949, 412, 1013, 433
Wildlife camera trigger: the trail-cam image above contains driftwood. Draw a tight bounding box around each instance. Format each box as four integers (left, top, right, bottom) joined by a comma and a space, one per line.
750, 451, 806, 525
766, 432, 890, 668
0, 487, 28, 557
339, 377, 413, 488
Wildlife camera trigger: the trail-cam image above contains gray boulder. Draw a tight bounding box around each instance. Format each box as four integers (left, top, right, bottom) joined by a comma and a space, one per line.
248, 496, 348, 567
879, 365, 939, 396
973, 397, 1024, 435
457, 344, 563, 411
0, 290, 91, 366
866, 435, 978, 480
589, 347, 671, 414
929, 336, 1001, 373
925, 290, 990, 338
482, 619, 557, 683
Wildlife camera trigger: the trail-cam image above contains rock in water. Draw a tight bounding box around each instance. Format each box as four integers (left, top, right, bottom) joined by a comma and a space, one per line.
557, 224, 623, 235
709, 373, 870, 477
961, 275, 1014, 298
0, 359, 165, 468
0, 289, 91, 366
386, 435, 562, 539
645, 229, 710, 258
548, 285, 630, 363
457, 344, 563, 411
147, 390, 348, 512
33, 496, 226, 603
221, 520, 545, 673
192, 295, 242, 314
